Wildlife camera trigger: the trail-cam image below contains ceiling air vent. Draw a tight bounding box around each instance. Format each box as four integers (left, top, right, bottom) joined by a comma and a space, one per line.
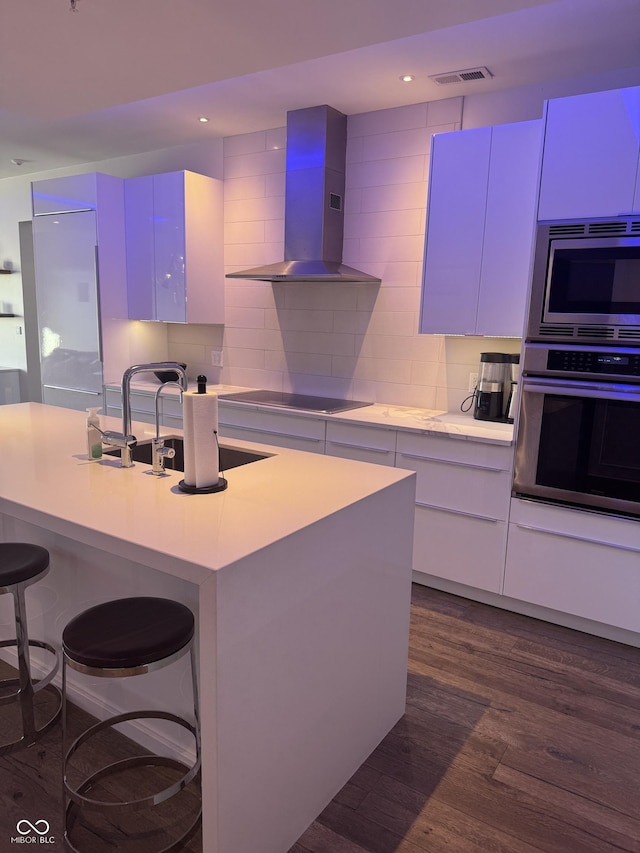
630, 221, 640, 233
429, 66, 493, 85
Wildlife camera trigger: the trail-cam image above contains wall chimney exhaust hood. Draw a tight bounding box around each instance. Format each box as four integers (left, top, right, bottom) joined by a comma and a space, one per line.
226, 105, 381, 284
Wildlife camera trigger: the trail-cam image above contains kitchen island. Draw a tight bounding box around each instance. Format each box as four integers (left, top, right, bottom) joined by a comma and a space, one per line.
0, 403, 416, 853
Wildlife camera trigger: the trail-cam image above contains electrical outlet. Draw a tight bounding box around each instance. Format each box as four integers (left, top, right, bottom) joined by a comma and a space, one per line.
211, 350, 223, 367
468, 372, 478, 391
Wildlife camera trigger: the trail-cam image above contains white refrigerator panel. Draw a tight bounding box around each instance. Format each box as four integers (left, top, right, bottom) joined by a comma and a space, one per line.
33, 211, 103, 399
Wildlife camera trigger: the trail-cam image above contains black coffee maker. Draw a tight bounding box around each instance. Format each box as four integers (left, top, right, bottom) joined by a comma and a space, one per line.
474, 352, 510, 422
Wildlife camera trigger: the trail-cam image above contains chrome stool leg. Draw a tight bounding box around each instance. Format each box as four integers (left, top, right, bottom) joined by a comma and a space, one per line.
0, 578, 61, 755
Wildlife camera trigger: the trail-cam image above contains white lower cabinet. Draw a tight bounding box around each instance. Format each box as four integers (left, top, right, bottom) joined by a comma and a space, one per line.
413, 505, 507, 593
104, 386, 158, 426
395, 432, 514, 593
218, 403, 326, 454
505, 499, 640, 633
325, 421, 396, 466
96, 391, 640, 640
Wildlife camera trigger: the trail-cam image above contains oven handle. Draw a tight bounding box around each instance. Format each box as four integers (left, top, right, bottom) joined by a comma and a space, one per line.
522, 376, 640, 403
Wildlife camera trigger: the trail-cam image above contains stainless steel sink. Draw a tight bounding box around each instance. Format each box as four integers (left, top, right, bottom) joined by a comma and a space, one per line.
104, 437, 268, 472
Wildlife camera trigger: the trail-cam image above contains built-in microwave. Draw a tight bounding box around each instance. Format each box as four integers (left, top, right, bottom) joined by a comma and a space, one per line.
527, 217, 640, 345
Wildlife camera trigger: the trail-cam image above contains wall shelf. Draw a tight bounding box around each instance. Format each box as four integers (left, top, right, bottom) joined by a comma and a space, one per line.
0, 270, 13, 275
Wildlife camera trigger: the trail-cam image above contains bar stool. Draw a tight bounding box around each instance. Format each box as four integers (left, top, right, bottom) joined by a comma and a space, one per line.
61, 596, 201, 852
0, 542, 61, 753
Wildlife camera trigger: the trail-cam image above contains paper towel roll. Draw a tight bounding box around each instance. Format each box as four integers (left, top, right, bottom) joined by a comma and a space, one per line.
182, 390, 219, 489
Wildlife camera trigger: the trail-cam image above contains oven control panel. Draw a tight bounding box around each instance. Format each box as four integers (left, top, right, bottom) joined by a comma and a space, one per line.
547, 349, 640, 377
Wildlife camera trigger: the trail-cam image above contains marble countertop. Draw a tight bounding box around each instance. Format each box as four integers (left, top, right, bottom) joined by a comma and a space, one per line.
0, 403, 413, 584
105, 380, 513, 446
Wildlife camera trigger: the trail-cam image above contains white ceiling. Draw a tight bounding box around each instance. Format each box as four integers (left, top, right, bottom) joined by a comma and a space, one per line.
1, 0, 640, 180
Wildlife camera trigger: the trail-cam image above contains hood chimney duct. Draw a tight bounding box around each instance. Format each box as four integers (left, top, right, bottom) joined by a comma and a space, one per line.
226, 105, 381, 284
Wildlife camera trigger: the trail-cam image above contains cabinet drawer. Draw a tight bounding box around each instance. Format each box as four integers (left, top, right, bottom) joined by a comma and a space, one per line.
128, 391, 157, 415
413, 504, 506, 593
105, 387, 157, 415
162, 414, 184, 430
396, 429, 513, 470
161, 394, 183, 419
397, 453, 511, 520
326, 421, 396, 466
217, 423, 324, 453
504, 519, 640, 633
219, 404, 325, 447
104, 388, 123, 409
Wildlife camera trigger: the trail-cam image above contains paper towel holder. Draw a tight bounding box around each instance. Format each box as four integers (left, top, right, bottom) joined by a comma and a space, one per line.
178, 477, 228, 494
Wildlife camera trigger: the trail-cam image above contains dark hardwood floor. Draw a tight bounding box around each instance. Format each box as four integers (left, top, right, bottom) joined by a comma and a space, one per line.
291, 585, 640, 853
2, 584, 640, 852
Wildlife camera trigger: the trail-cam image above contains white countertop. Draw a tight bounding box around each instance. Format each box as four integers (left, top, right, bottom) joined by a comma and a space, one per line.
0, 403, 413, 583
105, 380, 513, 446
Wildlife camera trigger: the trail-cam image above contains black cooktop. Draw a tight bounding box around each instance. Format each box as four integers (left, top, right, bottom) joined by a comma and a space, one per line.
218, 390, 372, 414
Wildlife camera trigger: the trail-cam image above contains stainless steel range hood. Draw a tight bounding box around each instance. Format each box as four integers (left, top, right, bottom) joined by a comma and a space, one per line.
226, 105, 381, 284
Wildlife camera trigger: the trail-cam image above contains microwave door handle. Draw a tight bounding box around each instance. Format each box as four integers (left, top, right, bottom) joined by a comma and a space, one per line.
523, 377, 640, 403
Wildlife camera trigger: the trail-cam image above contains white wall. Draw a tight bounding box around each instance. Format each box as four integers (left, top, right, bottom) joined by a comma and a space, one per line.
2, 65, 640, 409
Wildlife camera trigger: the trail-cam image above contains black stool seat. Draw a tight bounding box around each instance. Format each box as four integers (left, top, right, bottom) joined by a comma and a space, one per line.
63, 597, 195, 670
0, 542, 50, 588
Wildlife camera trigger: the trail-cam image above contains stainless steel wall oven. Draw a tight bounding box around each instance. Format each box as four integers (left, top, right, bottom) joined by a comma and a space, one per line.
515, 215, 640, 518
513, 343, 640, 518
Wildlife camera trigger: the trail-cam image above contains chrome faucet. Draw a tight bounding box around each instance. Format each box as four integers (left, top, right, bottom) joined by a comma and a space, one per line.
152, 381, 183, 475
102, 363, 188, 467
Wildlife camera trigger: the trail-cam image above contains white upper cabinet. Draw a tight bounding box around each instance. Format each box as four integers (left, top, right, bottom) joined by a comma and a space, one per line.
420, 127, 491, 335
420, 120, 542, 337
538, 86, 640, 220
125, 170, 224, 324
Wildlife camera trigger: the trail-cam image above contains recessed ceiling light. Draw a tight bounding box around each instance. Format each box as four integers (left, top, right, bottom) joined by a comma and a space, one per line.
400, 74, 415, 83
198, 116, 209, 123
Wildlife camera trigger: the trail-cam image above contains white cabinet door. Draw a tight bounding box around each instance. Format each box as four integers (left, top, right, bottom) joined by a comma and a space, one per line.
420, 127, 491, 335
218, 404, 326, 454
413, 504, 507, 593
32, 173, 99, 215
476, 120, 541, 337
125, 171, 224, 324
420, 121, 540, 337
396, 431, 513, 593
538, 86, 640, 220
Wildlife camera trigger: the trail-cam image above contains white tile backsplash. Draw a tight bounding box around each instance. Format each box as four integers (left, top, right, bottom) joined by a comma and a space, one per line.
360, 182, 427, 213
225, 219, 265, 245
344, 209, 423, 239
347, 155, 427, 189
224, 175, 267, 201
225, 195, 284, 222
179, 94, 520, 409
348, 102, 429, 137
360, 127, 434, 162
224, 148, 285, 179
426, 97, 464, 126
